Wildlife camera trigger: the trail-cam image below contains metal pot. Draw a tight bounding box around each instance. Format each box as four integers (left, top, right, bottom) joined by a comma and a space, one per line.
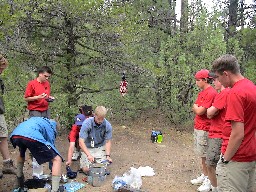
88, 163, 106, 187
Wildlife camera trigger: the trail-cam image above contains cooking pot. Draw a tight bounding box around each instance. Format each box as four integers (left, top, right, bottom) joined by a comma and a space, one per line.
88, 163, 106, 187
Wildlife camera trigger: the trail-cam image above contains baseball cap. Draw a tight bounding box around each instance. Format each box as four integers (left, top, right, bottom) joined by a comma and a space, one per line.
74, 114, 86, 125
195, 69, 214, 79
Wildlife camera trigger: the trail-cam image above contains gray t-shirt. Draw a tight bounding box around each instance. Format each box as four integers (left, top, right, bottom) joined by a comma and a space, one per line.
79, 117, 112, 148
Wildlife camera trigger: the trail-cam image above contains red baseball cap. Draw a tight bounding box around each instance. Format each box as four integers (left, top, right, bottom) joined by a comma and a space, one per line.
195, 69, 213, 79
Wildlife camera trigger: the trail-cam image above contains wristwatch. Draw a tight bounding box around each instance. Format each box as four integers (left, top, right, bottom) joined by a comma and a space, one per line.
221, 155, 229, 164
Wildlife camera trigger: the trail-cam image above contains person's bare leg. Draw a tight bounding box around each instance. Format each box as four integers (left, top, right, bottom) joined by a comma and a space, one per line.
51, 155, 62, 192
202, 157, 208, 176
0, 137, 16, 175
15, 156, 25, 189
207, 165, 217, 187
0, 137, 10, 160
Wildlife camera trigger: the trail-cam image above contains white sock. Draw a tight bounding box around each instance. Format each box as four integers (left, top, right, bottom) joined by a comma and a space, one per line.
51, 175, 61, 192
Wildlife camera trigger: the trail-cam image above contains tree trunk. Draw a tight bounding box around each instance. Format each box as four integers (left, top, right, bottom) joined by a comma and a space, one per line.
180, 0, 188, 33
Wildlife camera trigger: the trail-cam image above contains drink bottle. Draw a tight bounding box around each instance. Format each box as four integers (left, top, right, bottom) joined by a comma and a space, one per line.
157, 132, 163, 143
32, 157, 43, 178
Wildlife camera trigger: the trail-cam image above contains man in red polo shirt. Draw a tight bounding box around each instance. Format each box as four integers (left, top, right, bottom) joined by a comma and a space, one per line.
191, 69, 217, 190
198, 78, 230, 192
24, 66, 55, 119
212, 54, 256, 192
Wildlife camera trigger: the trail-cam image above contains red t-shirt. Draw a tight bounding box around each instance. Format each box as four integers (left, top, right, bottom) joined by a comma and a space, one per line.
221, 78, 256, 162
68, 124, 81, 142
194, 86, 217, 131
208, 88, 230, 138
24, 79, 50, 111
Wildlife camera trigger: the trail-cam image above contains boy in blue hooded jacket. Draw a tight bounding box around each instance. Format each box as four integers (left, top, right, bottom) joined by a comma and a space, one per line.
10, 117, 63, 192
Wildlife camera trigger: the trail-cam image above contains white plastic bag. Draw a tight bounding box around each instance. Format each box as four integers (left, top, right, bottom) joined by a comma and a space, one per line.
127, 167, 142, 189
137, 166, 155, 176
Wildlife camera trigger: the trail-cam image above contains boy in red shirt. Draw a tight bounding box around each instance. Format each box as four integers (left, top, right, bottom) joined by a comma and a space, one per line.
201, 78, 230, 192
66, 105, 93, 166
66, 114, 86, 166
212, 54, 256, 192
24, 66, 54, 118
191, 69, 217, 189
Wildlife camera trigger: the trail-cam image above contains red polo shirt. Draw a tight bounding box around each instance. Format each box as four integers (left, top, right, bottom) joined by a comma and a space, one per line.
24, 79, 50, 111
222, 79, 256, 162
208, 88, 230, 138
194, 86, 217, 131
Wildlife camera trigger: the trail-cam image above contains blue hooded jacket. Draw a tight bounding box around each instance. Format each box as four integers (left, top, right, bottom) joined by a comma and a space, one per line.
10, 117, 63, 161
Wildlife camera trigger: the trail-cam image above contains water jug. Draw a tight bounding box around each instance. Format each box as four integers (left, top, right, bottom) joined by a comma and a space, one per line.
32, 157, 43, 179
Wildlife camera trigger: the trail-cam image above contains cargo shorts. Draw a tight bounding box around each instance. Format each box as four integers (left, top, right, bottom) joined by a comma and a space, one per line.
216, 159, 256, 192
80, 146, 107, 169
194, 129, 208, 157
206, 138, 222, 166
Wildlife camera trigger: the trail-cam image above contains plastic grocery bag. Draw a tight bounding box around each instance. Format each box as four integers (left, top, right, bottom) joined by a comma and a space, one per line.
112, 167, 143, 190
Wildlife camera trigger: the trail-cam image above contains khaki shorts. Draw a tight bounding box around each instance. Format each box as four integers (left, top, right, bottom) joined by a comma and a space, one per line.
80, 146, 106, 169
216, 159, 256, 192
0, 114, 8, 137
206, 138, 222, 166
194, 129, 208, 157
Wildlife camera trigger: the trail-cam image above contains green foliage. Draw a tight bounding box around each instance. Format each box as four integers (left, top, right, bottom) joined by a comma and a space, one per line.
158, 9, 227, 124
0, 0, 255, 130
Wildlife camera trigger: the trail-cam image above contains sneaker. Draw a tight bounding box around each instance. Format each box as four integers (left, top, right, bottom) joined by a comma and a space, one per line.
12, 187, 25, 192
197, 178, 211, 192
191, 174, 207, 185
71, 151, 80, 161
2, 159, 16, 175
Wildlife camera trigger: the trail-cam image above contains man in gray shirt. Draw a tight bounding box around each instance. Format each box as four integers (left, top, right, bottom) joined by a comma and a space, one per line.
79, 106, 112, 173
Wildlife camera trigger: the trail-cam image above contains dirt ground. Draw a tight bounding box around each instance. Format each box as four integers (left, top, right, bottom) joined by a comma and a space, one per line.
0, 115, 203, 192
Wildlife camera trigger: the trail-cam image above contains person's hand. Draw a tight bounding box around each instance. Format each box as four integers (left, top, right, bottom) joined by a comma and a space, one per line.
66, 160, 72, 166
107, 156, 112, 163
87, 154, 94, 163
49, 96, 55, 100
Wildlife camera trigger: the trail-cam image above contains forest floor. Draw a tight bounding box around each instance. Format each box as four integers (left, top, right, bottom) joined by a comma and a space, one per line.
0, 113, 206, 192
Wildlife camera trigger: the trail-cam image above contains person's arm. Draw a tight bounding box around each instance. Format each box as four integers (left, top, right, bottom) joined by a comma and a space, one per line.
207, 106, 219, 119
24, 93, 47, 102
223, 121, 244, 161
105, 140, 112, 162
79, 138, 94, 163
66, 142, 75, 166
192, 104, 207, 115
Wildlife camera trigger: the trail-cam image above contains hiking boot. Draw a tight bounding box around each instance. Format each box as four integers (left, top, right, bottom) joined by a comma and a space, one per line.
2, 159, 16, 175
197, 178, 211, 192
191, 174, 207, 185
